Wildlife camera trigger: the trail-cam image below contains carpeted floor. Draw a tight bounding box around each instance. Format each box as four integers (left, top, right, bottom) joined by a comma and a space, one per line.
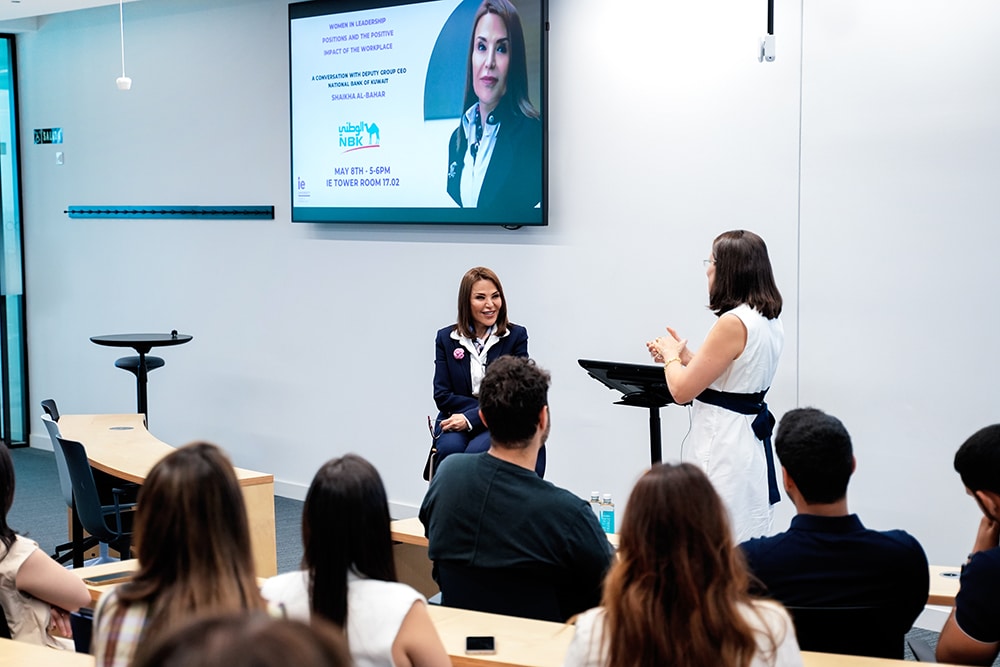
6, 446, 304, 574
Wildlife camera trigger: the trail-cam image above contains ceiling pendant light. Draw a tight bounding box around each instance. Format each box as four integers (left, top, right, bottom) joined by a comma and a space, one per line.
116, 0, 132, 90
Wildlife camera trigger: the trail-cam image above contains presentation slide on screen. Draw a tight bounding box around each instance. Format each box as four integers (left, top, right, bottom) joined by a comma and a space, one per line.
291, 2, 451, 209
290, 0, 544, 223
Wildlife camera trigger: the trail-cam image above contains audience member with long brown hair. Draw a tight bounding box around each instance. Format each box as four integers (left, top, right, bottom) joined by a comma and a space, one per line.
563, 463, 801, 667
262, 454, 449, 667
92, 442, 265, 667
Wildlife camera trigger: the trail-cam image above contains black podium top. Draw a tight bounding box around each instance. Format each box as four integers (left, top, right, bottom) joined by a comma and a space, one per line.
578, 359, 675, 408
90, 333, 193, 354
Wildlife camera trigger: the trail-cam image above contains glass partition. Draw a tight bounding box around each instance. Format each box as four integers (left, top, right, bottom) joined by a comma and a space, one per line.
0, 34, 27, 447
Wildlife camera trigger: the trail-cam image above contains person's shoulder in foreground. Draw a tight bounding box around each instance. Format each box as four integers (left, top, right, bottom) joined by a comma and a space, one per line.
740, 407, 929, 610
420, 356, 612, 618
938, 424, 1000, 665
420, 437, 609, 560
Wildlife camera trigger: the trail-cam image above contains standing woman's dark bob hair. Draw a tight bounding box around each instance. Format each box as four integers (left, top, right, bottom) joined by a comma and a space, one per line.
454, 266, 510, 337
303, 454, 397, 628
709, 230, 783, 319
462, 0, 538, 119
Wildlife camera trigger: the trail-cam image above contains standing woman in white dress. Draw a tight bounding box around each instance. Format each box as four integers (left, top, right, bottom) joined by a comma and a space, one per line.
647, 230, 783, 542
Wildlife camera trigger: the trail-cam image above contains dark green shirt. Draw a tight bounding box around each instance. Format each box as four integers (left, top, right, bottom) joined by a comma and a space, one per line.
419, 452, 614, 617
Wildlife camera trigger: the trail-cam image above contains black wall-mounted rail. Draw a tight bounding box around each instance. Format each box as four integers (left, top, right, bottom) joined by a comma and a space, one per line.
66, 205, 275, 220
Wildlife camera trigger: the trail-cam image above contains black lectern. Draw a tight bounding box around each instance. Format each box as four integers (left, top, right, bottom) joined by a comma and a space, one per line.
578, 359, 677, 466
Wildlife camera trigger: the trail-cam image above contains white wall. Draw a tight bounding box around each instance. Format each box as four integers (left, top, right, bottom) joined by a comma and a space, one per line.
797, 0, 1000, 564
9, 0, 1000, 565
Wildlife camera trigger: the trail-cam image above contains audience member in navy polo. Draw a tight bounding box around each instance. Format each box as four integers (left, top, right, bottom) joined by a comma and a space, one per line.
739, 408, 928, 635
937, 424, 1000, 665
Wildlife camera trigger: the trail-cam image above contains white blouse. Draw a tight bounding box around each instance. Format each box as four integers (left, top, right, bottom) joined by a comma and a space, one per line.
261, 571, 424, 667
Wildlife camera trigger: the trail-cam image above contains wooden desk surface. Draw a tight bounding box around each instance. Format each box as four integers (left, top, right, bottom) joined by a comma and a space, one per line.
70, 558, 958, 667
802, 651, 961, 666
73, 559, 141, 605
928, 565, 960, 607
390, 516, 621, 549
428, 605, 956, 667
0, 638, 95, 666
57, 414, 272, 486
428, 605, 574, 667
57, 414, 277, 577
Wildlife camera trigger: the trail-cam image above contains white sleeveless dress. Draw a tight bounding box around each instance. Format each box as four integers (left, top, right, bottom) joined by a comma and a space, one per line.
685, 304, 783, 542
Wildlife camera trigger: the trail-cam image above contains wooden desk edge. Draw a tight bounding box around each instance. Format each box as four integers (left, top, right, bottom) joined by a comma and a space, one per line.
73, 560, 141, 604
928, 565, 960, 607
0, 637, 96, 665
389, 517, 620, 548
233, 469, 275, 486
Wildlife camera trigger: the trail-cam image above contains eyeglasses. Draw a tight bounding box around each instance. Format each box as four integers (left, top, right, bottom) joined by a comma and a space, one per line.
703, 258, 716, 267
427, 415, 444, 440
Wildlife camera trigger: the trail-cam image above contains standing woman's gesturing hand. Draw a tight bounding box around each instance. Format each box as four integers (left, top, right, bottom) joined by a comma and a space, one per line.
646, 328, 690, 366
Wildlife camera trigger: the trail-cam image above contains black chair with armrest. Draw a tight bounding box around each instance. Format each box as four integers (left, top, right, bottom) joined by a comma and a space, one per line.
435, 561, 566, 622
40, 398, 60, 422
786, 605, 912, 659
41, 409, 100, 568
55, 436, 136, 563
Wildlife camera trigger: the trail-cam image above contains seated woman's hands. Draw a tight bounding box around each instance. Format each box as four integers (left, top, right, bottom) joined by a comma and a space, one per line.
438, 414, 471, 432
49, 606, 74, 638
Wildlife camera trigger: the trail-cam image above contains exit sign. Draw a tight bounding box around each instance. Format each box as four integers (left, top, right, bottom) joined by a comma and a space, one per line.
33, 128, 63, 144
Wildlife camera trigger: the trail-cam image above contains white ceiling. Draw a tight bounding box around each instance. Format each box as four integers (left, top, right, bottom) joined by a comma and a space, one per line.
0, 0, 139, 22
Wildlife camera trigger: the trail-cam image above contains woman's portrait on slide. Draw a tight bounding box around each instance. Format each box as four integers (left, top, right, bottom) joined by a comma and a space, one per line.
446, 0, 543, 211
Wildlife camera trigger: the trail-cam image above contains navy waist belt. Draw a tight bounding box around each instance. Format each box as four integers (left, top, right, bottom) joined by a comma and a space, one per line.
695, 387, 780, 505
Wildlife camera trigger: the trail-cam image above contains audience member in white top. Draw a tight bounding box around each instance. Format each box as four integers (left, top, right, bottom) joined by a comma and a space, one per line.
0, 443, 90, 649
563, 463, 802, 667
262, 454, 449, 667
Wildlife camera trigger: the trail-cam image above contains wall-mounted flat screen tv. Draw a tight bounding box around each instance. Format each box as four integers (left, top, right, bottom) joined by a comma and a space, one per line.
289, 0, 548, 225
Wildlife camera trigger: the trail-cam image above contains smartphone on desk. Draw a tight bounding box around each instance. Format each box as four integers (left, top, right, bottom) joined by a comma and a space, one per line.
82, 571, 134, 586
465, 636, 496, 655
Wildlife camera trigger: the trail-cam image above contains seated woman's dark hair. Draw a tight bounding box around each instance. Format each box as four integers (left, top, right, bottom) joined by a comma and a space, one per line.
303, 454, 396, 627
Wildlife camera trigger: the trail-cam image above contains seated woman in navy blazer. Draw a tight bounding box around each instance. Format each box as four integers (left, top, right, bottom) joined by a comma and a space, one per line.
432, 266, 543, 476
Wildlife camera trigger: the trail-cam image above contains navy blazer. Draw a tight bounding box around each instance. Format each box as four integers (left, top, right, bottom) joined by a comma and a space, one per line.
433, 323, 529, 431
446, 103, 542, 212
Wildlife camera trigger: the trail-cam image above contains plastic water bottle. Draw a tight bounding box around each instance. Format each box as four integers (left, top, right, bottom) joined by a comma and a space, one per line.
589, 492, 601, 520
600, 493, 615, 534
